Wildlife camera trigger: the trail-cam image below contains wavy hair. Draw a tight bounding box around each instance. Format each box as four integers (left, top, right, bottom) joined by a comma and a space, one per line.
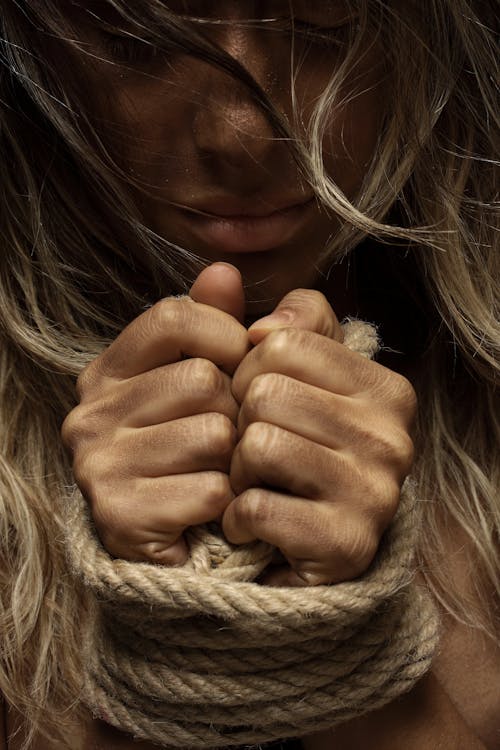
0, 1, 498, 746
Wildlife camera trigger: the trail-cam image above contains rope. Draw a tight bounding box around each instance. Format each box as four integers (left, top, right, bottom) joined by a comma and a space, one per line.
65, 320, 439, 748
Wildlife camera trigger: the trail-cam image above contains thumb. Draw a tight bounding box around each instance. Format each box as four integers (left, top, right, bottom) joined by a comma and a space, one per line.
189, 263, 245, 323
247, 288, 343, 345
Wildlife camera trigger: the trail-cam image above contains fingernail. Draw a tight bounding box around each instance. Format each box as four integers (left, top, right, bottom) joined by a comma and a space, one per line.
248, 309, 294, 331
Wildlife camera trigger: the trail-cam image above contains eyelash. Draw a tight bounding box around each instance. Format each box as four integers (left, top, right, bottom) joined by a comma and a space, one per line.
291, 20, 352, 48
102, 35, 159, 64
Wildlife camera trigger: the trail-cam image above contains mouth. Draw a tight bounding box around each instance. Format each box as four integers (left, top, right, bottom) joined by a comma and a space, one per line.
176, 196, 316, 253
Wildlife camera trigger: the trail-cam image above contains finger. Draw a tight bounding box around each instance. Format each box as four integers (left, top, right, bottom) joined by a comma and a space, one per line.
91, 471, 234, 564
189, 262, 246, 323
233, 328, 365, 402
230, 421, 340, 499
222, 490, 379, 584
96, 358, 239, 429
247, 288, 343, 346
237, 373, 414, 475
232, 326, 415, 411
97, 414, 238, 478
80, 296, 249, 387
259, 565, 314, 587
229, 421, 400, 527
238, 373, 347, 449
111, 536, 190, 567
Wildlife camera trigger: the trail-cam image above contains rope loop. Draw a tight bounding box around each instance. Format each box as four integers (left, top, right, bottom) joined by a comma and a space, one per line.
65, 320, 439, 748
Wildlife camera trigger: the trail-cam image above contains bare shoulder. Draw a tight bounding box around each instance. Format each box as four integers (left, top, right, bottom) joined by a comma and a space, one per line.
429, 522, 500, 749
302, 519, 500, 750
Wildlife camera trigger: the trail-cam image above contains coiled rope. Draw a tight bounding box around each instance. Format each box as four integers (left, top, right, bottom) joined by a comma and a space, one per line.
65, 321, 439, 748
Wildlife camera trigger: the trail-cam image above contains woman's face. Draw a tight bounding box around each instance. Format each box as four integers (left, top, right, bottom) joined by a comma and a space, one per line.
76, 1, 385, 315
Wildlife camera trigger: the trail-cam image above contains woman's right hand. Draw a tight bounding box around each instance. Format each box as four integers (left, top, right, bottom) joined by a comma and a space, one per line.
61, 265, 249, 565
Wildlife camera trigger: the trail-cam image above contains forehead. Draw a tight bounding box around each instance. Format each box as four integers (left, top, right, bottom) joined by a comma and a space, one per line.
68, 0, 353, 18
63, 0, 359, 38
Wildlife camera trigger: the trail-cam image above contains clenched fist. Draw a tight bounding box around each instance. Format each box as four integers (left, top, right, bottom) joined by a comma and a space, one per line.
62, 263, 416, 585
61, 264, 249, 565
224, 290, 416, 586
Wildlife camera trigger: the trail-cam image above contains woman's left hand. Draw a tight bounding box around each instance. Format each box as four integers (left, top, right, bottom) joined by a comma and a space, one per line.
222, 289, 417, 586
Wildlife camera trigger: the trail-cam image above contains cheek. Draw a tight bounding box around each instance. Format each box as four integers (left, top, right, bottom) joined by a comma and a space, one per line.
99, 73, 193, 188
295, 44, 386, 199
322, 79, 385, 197
93, 44, 385, 206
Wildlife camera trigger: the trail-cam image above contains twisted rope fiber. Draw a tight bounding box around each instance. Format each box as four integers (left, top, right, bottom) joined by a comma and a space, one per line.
65, 321, 440, 748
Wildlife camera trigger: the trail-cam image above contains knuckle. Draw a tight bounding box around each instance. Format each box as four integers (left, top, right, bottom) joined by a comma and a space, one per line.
243, 373, 285, 420
369, 427, 415, 478
184, 357, 224, 400
392, 430, 415, 474
357, 423, 414, 476
333, 523, 380, 579
393, 374, 417, 412
349, 422, 388, 459
63, 399, 115, 452
201, 413, 237, 456
204, 472, 233, 510
368, 477, 401, 526
72, 448, 114, 498
282, 289, 340, 339
61, 403, 100, 451
302, 288, 331, 319
89, 489, 127, 543
285, 288, 329, 315
233, 488, 271, 527
60, 409, 79, 449
240, 421, 279, 465
375, 429, 402, 462
76, 362, 99, 399
71, 449, 92, 490
148, 296, 187, 333
89, 476, 144, 547
260, 327, 300, 361
301, 288, 328, 305
380, 371, 417, 415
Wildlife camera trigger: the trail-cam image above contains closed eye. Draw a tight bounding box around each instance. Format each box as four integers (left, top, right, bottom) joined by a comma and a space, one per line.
289, 18, 354, 48
100, 32, 161, 64
98, 10, 357, 64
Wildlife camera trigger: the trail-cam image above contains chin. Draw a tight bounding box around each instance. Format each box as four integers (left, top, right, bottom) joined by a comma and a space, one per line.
243, 262, 317, 310
210, 247, 321, 303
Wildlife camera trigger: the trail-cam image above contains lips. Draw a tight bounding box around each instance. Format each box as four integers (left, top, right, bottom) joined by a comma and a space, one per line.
177, 196, 316, 253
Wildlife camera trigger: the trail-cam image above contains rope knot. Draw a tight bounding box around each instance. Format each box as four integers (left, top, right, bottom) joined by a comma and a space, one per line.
186, 523, 274, 580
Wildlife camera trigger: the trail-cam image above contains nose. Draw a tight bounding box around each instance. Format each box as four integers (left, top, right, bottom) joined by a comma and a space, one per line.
190, 27, 285, 182
193, 84, 275, 169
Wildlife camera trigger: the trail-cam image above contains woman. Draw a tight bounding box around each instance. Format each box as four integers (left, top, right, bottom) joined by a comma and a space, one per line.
0, 1, 498, 748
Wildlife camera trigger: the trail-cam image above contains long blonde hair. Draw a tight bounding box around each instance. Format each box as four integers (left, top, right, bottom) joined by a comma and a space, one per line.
0, 1, 498, 746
